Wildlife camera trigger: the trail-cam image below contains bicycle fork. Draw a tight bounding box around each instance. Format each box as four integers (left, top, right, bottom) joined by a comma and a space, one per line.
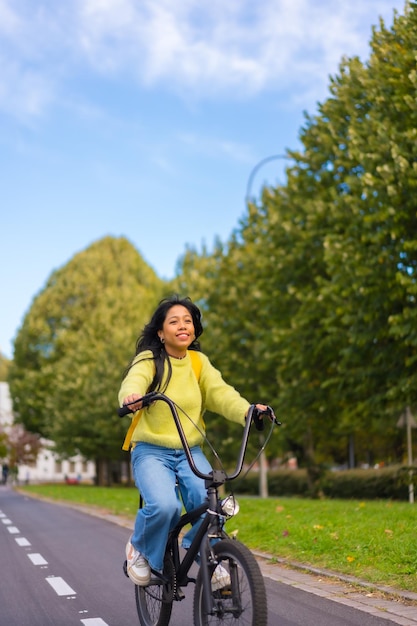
200, 487, 226, 617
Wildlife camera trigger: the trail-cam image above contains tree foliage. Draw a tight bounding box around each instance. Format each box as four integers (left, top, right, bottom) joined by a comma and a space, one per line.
0, 431, 7, 459
8, 237, 165, 468
175, 3, 417, 480
0, 353, 10, 381
6, 425, 42, 468
315, 4, 417, 421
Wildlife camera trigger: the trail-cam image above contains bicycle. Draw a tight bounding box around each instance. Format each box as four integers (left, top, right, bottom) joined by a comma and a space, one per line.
118, 391, 280, 626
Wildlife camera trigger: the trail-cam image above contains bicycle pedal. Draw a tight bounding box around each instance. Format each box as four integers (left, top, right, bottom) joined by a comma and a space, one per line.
175, 587, 186, 600
155, 570, 174, 586
214, 587, 232, 598
220, 588, 232, 596
122, 560, 129, 578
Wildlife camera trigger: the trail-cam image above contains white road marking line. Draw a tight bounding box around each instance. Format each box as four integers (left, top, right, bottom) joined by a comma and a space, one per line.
3, 510, 108, 626
28, 553, 48, 565
46, 576, 76, 596
15, 537, 31, 546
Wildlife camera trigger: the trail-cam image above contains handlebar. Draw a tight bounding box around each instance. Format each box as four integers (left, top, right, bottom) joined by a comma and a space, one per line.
118, 392, 280, 485
117, 392, 158, 417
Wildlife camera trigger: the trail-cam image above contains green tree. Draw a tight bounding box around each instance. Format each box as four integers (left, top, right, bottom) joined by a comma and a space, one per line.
181, 3, 417, 489
0, 353, 10, 381
297, 3, 417, 437
7, 425, 42, 469
8, 236, 165, 483
202, 184, 336, 491
173, 235, 286, 472
170, 243, 245, 466
246, 3, 417, 480
0, 430, 7, 459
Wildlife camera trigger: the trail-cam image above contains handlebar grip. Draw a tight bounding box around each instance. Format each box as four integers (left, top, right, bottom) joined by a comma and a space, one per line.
252, 405, 281, 430
252, 409, 265, 431
118, 405, 132, 417
118, 391, 159, 418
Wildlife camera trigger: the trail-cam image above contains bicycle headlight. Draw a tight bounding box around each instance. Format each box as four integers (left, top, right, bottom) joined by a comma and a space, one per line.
220, 495, 240, 518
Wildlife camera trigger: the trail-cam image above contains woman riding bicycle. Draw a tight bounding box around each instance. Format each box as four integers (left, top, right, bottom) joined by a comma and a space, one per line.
119, 295, 269, 588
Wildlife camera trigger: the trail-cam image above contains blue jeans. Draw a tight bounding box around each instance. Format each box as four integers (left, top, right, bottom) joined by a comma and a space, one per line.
130, 442, 212, 572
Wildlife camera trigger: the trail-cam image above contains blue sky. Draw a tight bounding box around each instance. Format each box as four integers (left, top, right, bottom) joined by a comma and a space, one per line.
0, 0, 406, 359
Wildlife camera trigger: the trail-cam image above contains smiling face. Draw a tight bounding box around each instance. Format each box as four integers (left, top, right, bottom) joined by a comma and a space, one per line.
158, 304, 196, 358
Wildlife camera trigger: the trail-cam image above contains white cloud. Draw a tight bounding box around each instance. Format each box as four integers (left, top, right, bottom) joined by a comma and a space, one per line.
0, 0, 21, 36
0, 0, 406, 117
0, 1, 74, 118
0, 55, 54, 119
74, 0, 404, 93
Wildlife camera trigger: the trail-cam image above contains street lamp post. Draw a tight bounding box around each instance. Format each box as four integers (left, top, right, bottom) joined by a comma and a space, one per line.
245, 154, 289, 498
245, 154, 289, 205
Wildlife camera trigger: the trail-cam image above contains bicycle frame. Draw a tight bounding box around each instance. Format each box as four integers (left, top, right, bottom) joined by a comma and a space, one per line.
137, 392, 256, 613
165, 494, 220, 612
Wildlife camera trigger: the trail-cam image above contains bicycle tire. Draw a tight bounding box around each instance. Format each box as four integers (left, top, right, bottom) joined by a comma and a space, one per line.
135, 553, 174, 626
193, 539, 267, 626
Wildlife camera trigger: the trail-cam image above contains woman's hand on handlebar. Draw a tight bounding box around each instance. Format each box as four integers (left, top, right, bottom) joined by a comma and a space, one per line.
249, 404, 280, 430
122, 393, 143, 413
254, 403, 269, 414
118, 391, 159, 417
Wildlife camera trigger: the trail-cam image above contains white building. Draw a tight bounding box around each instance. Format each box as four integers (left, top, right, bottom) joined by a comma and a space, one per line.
0, 382, 95, 484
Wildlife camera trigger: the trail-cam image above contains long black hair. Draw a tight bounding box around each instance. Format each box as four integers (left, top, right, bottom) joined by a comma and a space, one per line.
123, 295, 203, 391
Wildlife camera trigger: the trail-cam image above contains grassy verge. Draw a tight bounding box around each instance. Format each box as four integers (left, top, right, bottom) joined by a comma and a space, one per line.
18, 484, 417, 593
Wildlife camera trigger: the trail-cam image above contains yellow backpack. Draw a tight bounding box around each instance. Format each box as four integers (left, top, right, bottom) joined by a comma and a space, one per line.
122, 350, 202, 451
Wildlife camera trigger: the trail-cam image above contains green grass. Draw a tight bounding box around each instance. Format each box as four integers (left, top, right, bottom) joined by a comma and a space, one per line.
18, 484, 417, 593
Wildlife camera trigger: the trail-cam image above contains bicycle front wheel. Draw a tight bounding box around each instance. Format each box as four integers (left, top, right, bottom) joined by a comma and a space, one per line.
193, 539, 267, 626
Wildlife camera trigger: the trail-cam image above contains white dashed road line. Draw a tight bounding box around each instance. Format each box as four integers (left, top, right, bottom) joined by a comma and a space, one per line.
28, 553, 48, 565
1, 506, 110, 625
46, 576, 77, 596
15, 537, 31, 546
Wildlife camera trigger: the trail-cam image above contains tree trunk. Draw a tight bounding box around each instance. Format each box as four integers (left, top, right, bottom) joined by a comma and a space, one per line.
348, 434, 355, 469
95, 458, 109, 486
304, 426, 322, 498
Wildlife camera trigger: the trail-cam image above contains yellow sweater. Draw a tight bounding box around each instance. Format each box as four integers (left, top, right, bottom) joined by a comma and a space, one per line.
118, 350, 249, 449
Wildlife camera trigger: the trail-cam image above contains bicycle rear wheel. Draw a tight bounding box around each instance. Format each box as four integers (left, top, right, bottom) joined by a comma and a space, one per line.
193, 539, 267, 626
135, 553, 174, 626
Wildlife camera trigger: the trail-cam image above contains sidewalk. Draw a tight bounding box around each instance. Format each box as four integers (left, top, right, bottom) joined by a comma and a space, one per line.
253, 550, 417, 626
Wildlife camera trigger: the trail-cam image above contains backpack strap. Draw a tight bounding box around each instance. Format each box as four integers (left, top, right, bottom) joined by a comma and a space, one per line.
189, 349, 202, 381
122, 408, 143, 451
122, 351, 202, 451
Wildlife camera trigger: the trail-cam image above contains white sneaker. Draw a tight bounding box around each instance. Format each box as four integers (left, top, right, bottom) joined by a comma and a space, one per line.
211, 563, 231, 591
126, 538, 151, 586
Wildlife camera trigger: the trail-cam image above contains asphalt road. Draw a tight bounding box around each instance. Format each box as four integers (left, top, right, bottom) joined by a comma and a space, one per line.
0, 486, 404, 626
